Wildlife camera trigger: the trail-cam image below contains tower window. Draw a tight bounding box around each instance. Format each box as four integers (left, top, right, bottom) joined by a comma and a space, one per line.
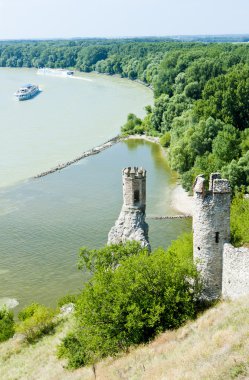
134, 190, 140, 203
215, 232, 219, 243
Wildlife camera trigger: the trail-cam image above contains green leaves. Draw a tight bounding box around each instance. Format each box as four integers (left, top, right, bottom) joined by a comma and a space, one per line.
59, 237, 200, 368
231, 193, 249, 247
0, 307, 14, 342
16, 303, 56, 343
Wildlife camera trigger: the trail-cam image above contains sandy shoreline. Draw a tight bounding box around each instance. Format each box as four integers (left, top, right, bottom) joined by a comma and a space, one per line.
123, 134, 160, 144
171, 185, 193, 216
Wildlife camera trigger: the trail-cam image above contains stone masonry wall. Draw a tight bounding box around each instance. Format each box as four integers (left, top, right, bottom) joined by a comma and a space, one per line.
193, 174, 230, 301
222, 243, 249, 299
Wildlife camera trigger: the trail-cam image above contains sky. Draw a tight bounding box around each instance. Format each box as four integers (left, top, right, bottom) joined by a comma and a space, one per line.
0, 0, 248, 40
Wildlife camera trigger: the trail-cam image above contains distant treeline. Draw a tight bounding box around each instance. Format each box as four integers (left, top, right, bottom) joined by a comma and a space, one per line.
1, 38, 249, 192
0, 38, 201, 82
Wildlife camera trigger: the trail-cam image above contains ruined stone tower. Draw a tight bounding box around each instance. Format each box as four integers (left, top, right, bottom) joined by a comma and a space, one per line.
108, 167, 150, 250
193, 173, 231, 300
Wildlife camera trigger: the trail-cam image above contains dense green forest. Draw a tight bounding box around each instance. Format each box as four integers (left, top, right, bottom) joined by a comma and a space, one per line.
1, 38, 248, 191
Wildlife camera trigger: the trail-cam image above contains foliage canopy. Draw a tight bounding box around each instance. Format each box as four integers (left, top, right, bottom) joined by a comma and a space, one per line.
58, 236, 201, 368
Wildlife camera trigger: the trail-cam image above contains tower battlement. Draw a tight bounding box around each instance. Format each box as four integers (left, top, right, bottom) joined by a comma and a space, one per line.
122, 167, 146, 179
194, 173, 231, 199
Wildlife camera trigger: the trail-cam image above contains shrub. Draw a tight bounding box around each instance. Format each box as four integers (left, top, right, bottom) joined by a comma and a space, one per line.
16, 303, 56, 342
58, 237, 200, 368
0, 306, 15, 342
160, 132, 171, 147
57, 294, 79, 308
230, 192, 249, 247
121, 113, 144, 136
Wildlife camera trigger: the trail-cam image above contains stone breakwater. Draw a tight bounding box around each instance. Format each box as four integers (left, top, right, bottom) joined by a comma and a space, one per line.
33, 134, 160, 180
33, 135, 120, 179
149, 215, 192, 220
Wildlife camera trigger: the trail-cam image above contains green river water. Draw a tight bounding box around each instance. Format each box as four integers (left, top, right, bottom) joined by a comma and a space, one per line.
0, 69, 191, 311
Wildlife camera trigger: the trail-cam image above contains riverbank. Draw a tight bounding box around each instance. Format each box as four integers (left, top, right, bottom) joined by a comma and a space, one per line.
123, 134, 160, 144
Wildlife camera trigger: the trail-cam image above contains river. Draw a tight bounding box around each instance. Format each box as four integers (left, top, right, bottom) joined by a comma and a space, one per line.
0, 69, 191, 311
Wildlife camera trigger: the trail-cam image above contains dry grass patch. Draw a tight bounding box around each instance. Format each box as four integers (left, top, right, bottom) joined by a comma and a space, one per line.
1, 297, 249, 379
94, 297, 249, 380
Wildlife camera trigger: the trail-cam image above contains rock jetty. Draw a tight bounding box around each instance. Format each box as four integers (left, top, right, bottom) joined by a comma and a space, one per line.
33, 135, 120, 179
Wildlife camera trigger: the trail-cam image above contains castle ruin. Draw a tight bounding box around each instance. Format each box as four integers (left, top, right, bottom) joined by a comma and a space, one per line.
193, 173, 249, 301
108, 167, 150, 250
108, 169, 249, 301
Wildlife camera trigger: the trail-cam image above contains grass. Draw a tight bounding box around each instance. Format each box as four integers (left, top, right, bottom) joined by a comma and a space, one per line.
1, 297, 249, 379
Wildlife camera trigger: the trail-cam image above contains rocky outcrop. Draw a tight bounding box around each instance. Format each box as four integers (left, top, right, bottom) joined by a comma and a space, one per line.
108, 206, 150, 250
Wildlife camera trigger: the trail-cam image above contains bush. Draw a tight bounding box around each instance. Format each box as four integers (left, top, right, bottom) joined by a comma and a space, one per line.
16, 303, 56, 342
58, 237, 200, 368
231, 192, 249, 247
0, 307, 15, 342
160, 132, 171, 147
121, 113, 144, 136
57, 294, 79, 308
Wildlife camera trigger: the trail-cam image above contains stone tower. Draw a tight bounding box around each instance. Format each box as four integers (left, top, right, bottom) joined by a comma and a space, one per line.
122, 167, 146, 212
108, 167, 150, 250
193, 173, 231, 301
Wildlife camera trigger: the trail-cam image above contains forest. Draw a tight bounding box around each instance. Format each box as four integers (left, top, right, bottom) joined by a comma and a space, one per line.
0, 38, 248, 191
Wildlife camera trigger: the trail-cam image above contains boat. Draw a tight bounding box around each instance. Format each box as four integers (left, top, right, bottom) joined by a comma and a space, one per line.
37, 68, 74, 77
14, 84, 40, 101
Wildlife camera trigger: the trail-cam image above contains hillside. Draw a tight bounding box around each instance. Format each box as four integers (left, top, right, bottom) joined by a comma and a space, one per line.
1, 296, 249, 380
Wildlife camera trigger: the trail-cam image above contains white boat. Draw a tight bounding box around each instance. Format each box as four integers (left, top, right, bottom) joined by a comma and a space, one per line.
37, 68, 74, 77
14, 84, 40, 101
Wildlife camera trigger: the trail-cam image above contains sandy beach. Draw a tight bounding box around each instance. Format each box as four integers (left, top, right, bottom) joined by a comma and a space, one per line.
171, 185, 193, 216
122, 134, 160, 144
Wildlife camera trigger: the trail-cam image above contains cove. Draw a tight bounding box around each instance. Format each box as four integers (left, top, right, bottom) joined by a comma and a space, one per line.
0, 140, 191, 311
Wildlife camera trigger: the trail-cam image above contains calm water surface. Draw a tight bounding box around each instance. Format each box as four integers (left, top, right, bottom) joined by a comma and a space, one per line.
0, 69, 191, 311
0, 68, 152, 188
0, 140, 191, 311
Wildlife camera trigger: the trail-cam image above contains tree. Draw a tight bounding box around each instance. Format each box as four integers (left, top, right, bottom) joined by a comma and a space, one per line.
194, 65, 249, 130
58, 238, 200, 368
212, 124, 240, 164
0, 307, 14, 342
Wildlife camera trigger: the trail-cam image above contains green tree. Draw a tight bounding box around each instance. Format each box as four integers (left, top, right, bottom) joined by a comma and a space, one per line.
212, 124, 240, 164
58, 238, 200, 368
121, 113, 143, 135
230, 193, 249, 246
0, 307, 15, 342
194, 65, 249, 130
